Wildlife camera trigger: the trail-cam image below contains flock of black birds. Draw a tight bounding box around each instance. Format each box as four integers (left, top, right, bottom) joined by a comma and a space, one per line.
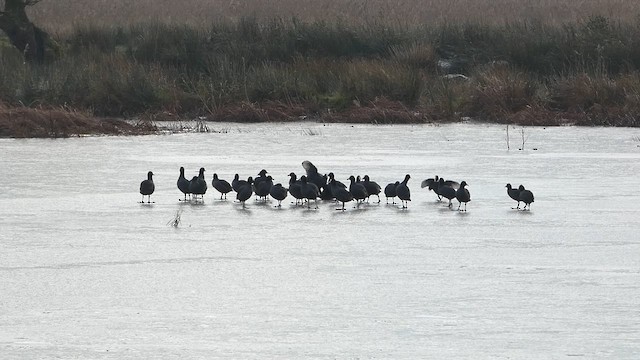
139, 160, 535, 211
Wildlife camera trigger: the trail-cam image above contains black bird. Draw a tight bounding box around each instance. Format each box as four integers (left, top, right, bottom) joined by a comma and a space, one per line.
253, 169, 268, 194
269, 183, 288, 207
348, 175, 368, 205
232, 174, 249, 193
506, 183, 521, 209
421, 175, 440, 200
456, 180, 471, 211
421, 176, 437, 189
518, 185, 535, 210
396, 174, 411, 208
139, 171, 155, 203
330, 178, 353, 210
254, 171, 273, 201
236, 177, 254, 208
302, 160, 328, 195
288, 173, 304, 205
212, 173, 233, 200
177, 167, 191, 201
328, 173, 347, 190
437, 178, 457, 208
362, 175, 382, 203
190, 167, 207, 203
300, 175, 320, 209
384, 181, 399, 204
428, 176, 460, 201
323, 172, 347, 200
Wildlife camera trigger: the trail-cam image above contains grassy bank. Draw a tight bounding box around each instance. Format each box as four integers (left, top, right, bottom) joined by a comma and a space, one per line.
1, 16, 640, 134
0, 104, 156, 138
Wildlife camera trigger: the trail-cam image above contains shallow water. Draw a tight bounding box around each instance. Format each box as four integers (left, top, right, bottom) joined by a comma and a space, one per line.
1, 123, 639, 359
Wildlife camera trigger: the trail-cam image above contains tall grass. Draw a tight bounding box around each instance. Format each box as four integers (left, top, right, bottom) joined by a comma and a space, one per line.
1, 16, 640, 126
28, 0, 640, 32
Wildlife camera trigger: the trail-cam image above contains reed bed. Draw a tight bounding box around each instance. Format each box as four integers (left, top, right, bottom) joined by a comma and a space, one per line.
29, 0, 640, 33
1, 14, 640, 134
0, 103, 156, 138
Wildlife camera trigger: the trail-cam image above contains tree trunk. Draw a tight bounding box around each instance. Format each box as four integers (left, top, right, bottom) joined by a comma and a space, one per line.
0, 0, 54, 62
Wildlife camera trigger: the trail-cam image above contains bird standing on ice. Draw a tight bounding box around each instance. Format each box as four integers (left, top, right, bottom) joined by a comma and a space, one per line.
139, 171, 155, 203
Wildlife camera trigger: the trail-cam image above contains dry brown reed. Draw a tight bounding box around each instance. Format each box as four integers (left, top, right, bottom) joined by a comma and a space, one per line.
0, 103, 156, 138
322, 97, 426, 124
204, 101, 307, 122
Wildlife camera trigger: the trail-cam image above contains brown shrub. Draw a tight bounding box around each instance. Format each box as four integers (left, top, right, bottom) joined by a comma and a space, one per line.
205, 101, 307, 122
0, 105, 156, 138
469, 65, 539, 121
506, 106, 582, 126
551, 73, 625, 112
322, 97, 426, 124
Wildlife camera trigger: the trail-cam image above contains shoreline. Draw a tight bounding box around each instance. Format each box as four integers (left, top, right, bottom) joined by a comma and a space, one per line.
1, 102, 636, 138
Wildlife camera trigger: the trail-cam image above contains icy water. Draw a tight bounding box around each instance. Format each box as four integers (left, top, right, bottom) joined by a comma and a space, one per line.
1, 123, 639, 359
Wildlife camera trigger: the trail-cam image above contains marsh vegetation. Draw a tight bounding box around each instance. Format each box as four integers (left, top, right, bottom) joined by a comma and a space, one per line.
1, 1, 640, 136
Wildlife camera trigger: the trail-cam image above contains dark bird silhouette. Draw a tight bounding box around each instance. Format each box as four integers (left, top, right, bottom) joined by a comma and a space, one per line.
232, 174, 249, 193
190, 167, 207, 203
396, 174, 411, 208
288, 172, 304, 205
421, 176, 437, 189
177, 167, 191, 201
362, 175, 382, 203
212, 173, 233, 200
421, 175, 440, 200
437, 178, 457, 208
518, 185, 535, 210
236, 177, 254, 208
348, 175, 368, 205
330, 178, 353, 210
300, 175, 320, 209
506, 183, 521, 209
328, 172, 347, 190
456, 180, 471, 211
302, 160, 327, 196
426, 176, 460, 201
384, 181, 399, 204
254, 171, 273, 201
269, 183, 288, 207
322, 172, 346, 200
139, 171, 155, 203
253, 169, 268, 194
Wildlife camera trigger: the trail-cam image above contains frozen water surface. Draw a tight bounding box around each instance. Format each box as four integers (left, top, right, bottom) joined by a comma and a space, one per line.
1, 123, 639, 359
